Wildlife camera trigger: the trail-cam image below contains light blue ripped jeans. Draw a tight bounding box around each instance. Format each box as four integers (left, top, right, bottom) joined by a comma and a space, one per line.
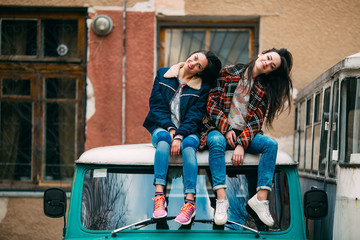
151, 128, 200, 194
206, 130, 277, 192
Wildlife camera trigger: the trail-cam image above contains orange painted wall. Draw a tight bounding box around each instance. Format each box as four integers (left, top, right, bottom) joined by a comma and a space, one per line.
124, 12, 155, 144
85, 10, 154, 150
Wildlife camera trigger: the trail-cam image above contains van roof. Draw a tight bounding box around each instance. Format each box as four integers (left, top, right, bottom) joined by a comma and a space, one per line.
76, 143, 296, 166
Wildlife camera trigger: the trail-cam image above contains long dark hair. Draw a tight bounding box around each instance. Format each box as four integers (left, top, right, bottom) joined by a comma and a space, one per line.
191, 50, 222, 87
241, 48, 293, 126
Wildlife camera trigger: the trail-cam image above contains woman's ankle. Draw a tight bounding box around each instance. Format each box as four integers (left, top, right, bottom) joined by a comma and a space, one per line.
216, 188, 227, 200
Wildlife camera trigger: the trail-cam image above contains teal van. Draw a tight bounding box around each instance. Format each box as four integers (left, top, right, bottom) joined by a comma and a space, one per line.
44, 143, 327, 239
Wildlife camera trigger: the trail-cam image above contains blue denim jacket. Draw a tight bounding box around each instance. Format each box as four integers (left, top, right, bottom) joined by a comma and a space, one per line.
143, 64, 211, 138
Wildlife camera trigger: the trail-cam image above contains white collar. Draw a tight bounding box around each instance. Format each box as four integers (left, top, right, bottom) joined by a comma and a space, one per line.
163, 62, 202, 90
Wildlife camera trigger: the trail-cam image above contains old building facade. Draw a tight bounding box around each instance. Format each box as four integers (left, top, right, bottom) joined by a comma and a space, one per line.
0, 0, 359, 239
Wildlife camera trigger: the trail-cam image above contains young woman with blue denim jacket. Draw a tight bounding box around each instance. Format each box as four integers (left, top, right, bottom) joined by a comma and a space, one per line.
143, 50, 221, 225
199, 48, 293, 227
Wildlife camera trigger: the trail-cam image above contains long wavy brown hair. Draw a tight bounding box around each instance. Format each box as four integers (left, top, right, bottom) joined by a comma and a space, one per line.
241, 48, 293, 127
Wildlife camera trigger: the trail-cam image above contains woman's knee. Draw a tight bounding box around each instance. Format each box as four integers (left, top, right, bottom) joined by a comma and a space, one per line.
266, 136, 278, 150
207, 131, 226, 149
154, 130, 172, 145
181, 135, 199, 150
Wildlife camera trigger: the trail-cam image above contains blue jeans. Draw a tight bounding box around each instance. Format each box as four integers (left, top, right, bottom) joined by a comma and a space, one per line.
151, 128, 200, 194
206, 130, 277, 192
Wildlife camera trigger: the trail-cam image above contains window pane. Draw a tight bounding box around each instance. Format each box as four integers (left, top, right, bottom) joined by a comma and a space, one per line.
305, 127, 312, 171
210, 30, 249, 66
164, 29, 206, 67
340, 77, 360, 163
81, 168, 290, 231
44, 102, 75, 181
314, 93, 322, 123
1, 19, 37, 56
312, 93, 322, 173
313, 124, 321, 172
42, 19, 78, 57
45, 78, 76, 99
299, 102, 306, 170
0, 101, 32, 180
293, 107, 299, 162
162, 28, 251, 68
305, 98, 313, 170
2, 79, 31, 96
329, 81, 339, 176
306, 99, 312, 126
319, 88, 330, 174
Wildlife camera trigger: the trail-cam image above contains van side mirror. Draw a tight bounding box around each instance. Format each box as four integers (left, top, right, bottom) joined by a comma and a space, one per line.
44, 188, 67, 218
303, 188, 328, 219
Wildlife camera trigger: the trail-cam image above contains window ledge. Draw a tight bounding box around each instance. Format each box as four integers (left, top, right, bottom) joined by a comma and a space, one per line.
298, 171, 337, 184
339, 163, 360, 168
0, 56, 82, 63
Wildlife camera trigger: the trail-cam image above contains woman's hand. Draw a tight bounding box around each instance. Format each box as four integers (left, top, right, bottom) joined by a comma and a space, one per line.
169, 129, 176, 140
225, 130, 237, 148
232, 145, 245, 166
170, 139, 181, 157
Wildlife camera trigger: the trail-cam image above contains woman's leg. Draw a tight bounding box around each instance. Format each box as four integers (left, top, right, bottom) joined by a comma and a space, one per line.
174, 134, 199, 225
181, 134, 200, 200
245, 134, 278, 193
151, 128, 172, 218
206, 130, 229, 225
206, 130, 227, 192
151, 128, 172, 187
246, 134, 278, 226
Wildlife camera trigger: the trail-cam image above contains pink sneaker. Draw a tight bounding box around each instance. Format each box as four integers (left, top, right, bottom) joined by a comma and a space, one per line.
152, 195, 167, 218
175, 202, 196, 225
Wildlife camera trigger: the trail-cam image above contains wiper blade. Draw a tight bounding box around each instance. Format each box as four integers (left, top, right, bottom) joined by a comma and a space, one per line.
111, 217, 175, 236
111, 218, 260, 238
227, 220, 260, 237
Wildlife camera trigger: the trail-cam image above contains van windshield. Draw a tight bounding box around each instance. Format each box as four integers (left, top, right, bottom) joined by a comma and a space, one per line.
81, 167, 290, 231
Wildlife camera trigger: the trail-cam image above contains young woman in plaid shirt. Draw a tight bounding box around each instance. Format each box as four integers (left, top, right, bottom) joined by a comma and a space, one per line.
199, 48, 293, 227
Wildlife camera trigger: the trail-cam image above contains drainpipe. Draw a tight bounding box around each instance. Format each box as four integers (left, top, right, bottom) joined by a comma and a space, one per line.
122, 0, 127, 144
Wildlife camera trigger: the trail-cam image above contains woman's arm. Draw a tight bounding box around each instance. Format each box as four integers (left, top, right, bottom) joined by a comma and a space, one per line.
148, 70, 176, 130
175, 84, 211, 137
207, 69, 232, 134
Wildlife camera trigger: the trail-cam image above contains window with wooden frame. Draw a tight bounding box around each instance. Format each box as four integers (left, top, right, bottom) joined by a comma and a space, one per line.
0, 8, 86, 189
158, 22, 258, 68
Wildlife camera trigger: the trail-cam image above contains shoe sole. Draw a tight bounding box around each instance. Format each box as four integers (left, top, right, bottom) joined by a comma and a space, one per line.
214, 217, 227, 225
174, 211, 196, 225
153, 212, 167, 219
248, 199, 274, 227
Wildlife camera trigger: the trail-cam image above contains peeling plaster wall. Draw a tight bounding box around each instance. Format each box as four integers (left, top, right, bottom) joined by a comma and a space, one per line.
84, 8, 154, 149
0, 198, 8, 223
85, 10, 125, 149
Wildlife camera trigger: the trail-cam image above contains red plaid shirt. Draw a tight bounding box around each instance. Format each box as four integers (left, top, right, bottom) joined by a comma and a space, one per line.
199, 64, 267, 150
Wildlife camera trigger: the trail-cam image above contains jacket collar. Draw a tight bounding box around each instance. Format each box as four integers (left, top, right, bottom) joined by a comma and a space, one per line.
163, 62, 202, 90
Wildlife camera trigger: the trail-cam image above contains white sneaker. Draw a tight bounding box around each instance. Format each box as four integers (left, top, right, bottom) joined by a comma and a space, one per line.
248, 194, 274, 227
214, 199, 229, 225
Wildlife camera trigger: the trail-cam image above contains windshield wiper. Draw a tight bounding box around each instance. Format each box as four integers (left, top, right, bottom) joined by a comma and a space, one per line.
111, 218, 260, 238
111, 217, 175, 236
227, 220, 260, 238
